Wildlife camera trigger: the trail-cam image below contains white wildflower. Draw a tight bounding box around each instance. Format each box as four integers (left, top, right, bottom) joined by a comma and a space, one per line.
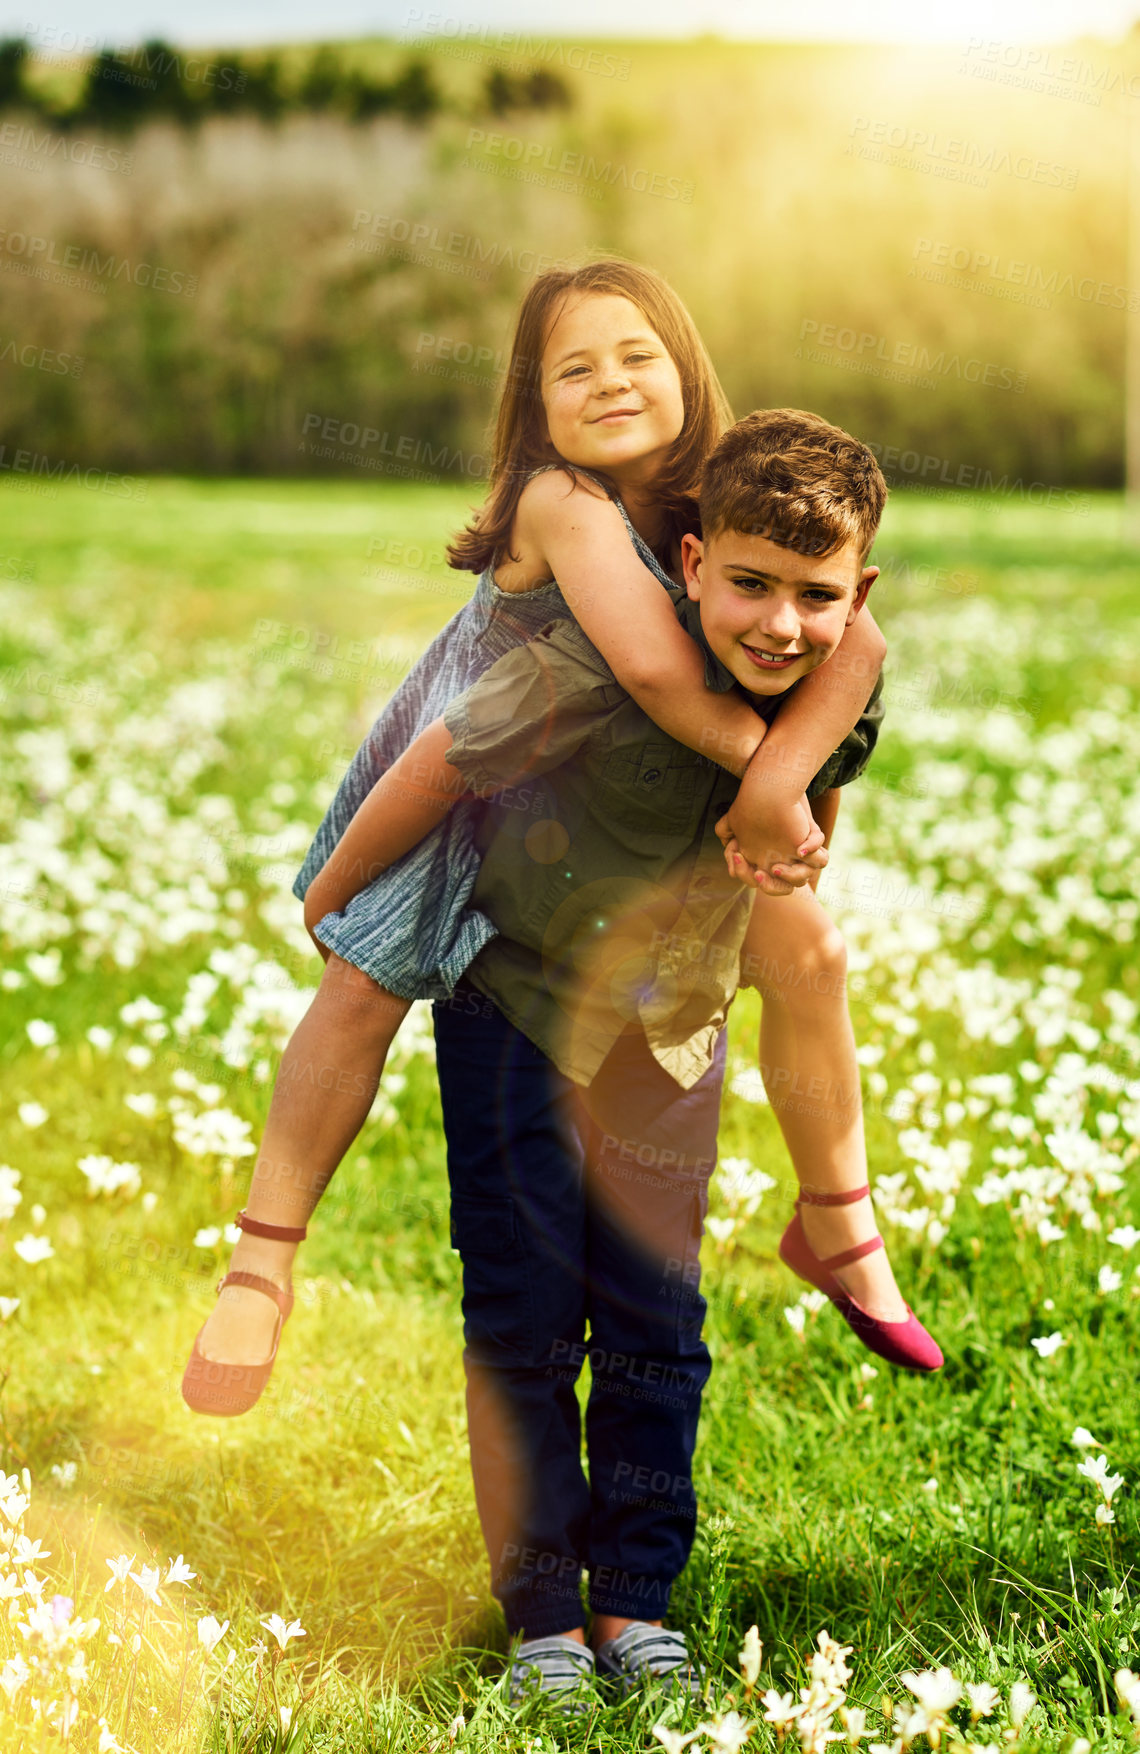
1008, 1682, 1035, 1729
13, 1235, 53, 1264
740, 1624, 762, 1688
965, 1682, 1000, 1722
260, 1613, 306, 1648
197, 1614, 229, 1653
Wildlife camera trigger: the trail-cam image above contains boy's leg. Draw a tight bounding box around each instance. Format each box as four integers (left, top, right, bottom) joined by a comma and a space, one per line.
740, 878, 907, 1320
574, 1029, 725, 1638
199, 954, 409, 1363
432, 984, 593, 1642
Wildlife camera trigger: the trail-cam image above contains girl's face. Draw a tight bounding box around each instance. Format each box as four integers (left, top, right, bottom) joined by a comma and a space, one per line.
539, 292, 685, 484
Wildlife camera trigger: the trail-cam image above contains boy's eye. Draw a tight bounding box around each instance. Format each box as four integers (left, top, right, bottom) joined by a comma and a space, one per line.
804, 589, 841, 603
730, 577, 763, 592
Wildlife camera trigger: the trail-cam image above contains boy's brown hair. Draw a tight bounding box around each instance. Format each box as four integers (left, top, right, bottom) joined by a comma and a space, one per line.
700, 408, 887, 561
448, 258, 733, 574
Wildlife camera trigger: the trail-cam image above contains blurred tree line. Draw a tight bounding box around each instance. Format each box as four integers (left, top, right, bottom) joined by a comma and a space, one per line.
0, 35, 571, 128
0, 38, 1129, 487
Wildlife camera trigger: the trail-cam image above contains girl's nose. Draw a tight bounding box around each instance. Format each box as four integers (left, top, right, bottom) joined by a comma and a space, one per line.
598, 361, 633, 393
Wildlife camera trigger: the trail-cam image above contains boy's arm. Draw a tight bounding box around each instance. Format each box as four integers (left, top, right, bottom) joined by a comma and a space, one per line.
722, 609, 885, 873
302, 718, 465, 936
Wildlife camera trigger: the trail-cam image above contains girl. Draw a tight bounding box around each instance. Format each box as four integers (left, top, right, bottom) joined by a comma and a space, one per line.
181, 261, 921, 1426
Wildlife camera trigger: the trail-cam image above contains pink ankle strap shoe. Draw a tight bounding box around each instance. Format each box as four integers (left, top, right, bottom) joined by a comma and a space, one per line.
180, 1210, 304, 1416
779, 1185, 943, 1373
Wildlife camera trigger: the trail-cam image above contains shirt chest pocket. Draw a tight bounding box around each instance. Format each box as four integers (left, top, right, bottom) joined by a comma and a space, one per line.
596, 742, 705, 843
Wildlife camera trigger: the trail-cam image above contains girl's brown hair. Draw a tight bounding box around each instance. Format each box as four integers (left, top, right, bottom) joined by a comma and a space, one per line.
447, 258, 733, 574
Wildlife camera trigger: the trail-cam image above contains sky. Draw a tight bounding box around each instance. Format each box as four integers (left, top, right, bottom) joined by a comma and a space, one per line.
12, 0, 1140, 50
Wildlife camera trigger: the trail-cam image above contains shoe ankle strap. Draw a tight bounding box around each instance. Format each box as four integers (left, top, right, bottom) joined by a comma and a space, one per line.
818, 1234, 884, 1272
797, 1183, 870, 1208
236, 1208, 307, 1242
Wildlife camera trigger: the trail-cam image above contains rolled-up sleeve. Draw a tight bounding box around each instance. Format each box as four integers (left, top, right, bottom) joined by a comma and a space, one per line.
443, 621, 625, 793
806, 673, 885, 798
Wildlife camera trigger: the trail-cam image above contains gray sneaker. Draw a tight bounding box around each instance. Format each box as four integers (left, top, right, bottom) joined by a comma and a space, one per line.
509, 1634, 596, 1709
594, 1622, 704, 1697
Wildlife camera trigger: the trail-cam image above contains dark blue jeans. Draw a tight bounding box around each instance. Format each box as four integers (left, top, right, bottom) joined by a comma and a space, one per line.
432, 983, 725, 1640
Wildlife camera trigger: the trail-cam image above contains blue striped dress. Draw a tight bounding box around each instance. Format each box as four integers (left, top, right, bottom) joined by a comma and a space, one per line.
292, 478, 673, 1000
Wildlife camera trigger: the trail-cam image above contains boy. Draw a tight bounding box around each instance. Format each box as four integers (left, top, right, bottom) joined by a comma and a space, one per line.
301, 410, 914, 1700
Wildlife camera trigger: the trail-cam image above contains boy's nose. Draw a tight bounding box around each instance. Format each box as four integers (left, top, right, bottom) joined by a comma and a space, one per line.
756, 602, 800, 643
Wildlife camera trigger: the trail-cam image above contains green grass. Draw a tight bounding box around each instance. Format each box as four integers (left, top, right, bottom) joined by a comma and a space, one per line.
0, 479, 1138, 1751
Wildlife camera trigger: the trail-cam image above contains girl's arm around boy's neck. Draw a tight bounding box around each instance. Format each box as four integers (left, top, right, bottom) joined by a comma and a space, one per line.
520, 471, 769, 778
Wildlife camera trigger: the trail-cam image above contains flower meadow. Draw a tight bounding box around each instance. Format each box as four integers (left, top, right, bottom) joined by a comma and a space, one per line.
0, 480, 1137, 1752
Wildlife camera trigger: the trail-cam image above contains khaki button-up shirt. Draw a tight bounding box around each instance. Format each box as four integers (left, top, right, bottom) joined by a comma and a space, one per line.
442, 591, 883, 1089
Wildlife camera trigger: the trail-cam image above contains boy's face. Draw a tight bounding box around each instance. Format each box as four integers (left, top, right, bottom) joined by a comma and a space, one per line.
681, 527, 877, 697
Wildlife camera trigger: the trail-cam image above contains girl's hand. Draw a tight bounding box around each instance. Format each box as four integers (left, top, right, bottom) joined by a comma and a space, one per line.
718, 821, 828, 894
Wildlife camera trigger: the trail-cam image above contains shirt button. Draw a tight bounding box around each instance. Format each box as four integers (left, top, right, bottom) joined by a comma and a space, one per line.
642, 768, 661, 783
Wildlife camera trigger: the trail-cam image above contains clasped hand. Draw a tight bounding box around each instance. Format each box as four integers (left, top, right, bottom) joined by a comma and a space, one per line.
715, 791, 828, 895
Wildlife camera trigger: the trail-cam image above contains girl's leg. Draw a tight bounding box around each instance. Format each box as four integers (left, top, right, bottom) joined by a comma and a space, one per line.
741, 882, 908, 1321
198, 954, 409, 1364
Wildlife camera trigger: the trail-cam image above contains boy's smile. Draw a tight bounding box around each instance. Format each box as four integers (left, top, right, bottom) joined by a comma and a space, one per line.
681, 529, 878, 697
